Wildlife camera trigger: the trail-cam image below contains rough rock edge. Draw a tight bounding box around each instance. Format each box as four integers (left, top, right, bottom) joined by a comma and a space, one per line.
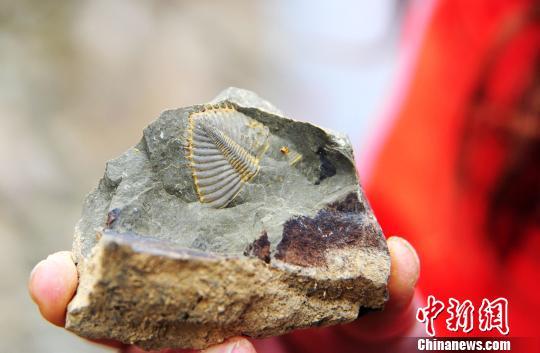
67, 231, 389, 350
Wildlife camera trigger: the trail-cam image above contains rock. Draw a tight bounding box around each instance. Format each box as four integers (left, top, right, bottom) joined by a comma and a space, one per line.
65, 88, 390, 350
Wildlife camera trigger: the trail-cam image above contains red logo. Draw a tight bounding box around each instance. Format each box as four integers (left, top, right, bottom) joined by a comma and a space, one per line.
416, 296, 509, 336
478, 298, 509, 335
446, 298, 474, 333
416, 295, 445, 336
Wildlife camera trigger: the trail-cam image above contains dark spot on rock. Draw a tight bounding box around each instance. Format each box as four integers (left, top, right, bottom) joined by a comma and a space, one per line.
313, 316, 331, 326
315, 147, 336, 185
244, 231, 271, 263
357, 306, 379, 318
326, 192, 366, 213
105, 208, 121, 229
275, 192, 377, 267
105, 241, 120, 252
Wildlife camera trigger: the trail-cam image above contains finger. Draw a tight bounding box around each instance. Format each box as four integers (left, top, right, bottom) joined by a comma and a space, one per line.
28, 251, 78, 327
386, 236, 421, 311
340, 236, 420, 340
201, 337, 257, 353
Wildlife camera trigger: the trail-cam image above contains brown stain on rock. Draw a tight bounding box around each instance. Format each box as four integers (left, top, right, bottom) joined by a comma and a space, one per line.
105, 208, 121, 229
275, 192, 377, 267
326, 192, 366, 213
244, 231, 271, 263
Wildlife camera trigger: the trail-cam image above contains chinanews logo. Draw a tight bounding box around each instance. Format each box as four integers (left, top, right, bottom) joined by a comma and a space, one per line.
414, 296, 511, 351
416, 296, 509, 336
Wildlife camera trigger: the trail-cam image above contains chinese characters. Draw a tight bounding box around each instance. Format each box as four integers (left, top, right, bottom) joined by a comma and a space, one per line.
416, 297, 509, 336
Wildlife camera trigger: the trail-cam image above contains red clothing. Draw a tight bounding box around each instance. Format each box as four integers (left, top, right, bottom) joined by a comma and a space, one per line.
368, 0, 539, 343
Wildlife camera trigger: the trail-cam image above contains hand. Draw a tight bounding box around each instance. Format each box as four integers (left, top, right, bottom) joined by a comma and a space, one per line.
28, 236, 420, 353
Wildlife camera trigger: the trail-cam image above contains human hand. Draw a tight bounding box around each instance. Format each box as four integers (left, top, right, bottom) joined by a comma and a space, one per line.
28, 236, 419, 353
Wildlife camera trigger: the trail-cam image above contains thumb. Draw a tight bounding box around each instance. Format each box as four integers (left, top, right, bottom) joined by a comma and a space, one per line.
339, 236, 421, 340
28, 251, 78, 326
202, 337, 257, 353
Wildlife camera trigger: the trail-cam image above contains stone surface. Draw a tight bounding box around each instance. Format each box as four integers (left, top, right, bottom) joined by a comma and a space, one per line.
66, 88, 390, 350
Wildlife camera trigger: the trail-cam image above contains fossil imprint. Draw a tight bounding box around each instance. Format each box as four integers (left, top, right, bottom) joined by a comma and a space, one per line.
187, 104, 269, 208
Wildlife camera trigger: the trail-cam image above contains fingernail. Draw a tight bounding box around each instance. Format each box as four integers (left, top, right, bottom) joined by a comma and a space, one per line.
396, 237, 420, 269
231, 340, 254, 353
46, 251, 73, 265
28, 259, 49, 304
202, 339, 254, 353
202, 341, 236, 353
390, 236, 420, 286
29, 260, 47, 284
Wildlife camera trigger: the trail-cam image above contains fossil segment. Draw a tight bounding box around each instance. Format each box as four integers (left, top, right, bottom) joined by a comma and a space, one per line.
187, 104, 269, 208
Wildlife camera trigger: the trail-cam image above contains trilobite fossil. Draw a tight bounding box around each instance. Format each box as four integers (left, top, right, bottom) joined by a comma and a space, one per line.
187, 103, 269, 208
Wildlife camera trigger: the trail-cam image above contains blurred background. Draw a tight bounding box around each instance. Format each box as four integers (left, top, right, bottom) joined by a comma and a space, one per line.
0, 1, 408, 351
4, 0, 538, 352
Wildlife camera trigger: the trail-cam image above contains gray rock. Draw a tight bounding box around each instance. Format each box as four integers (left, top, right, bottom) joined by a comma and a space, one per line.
66, 88, 390, 350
